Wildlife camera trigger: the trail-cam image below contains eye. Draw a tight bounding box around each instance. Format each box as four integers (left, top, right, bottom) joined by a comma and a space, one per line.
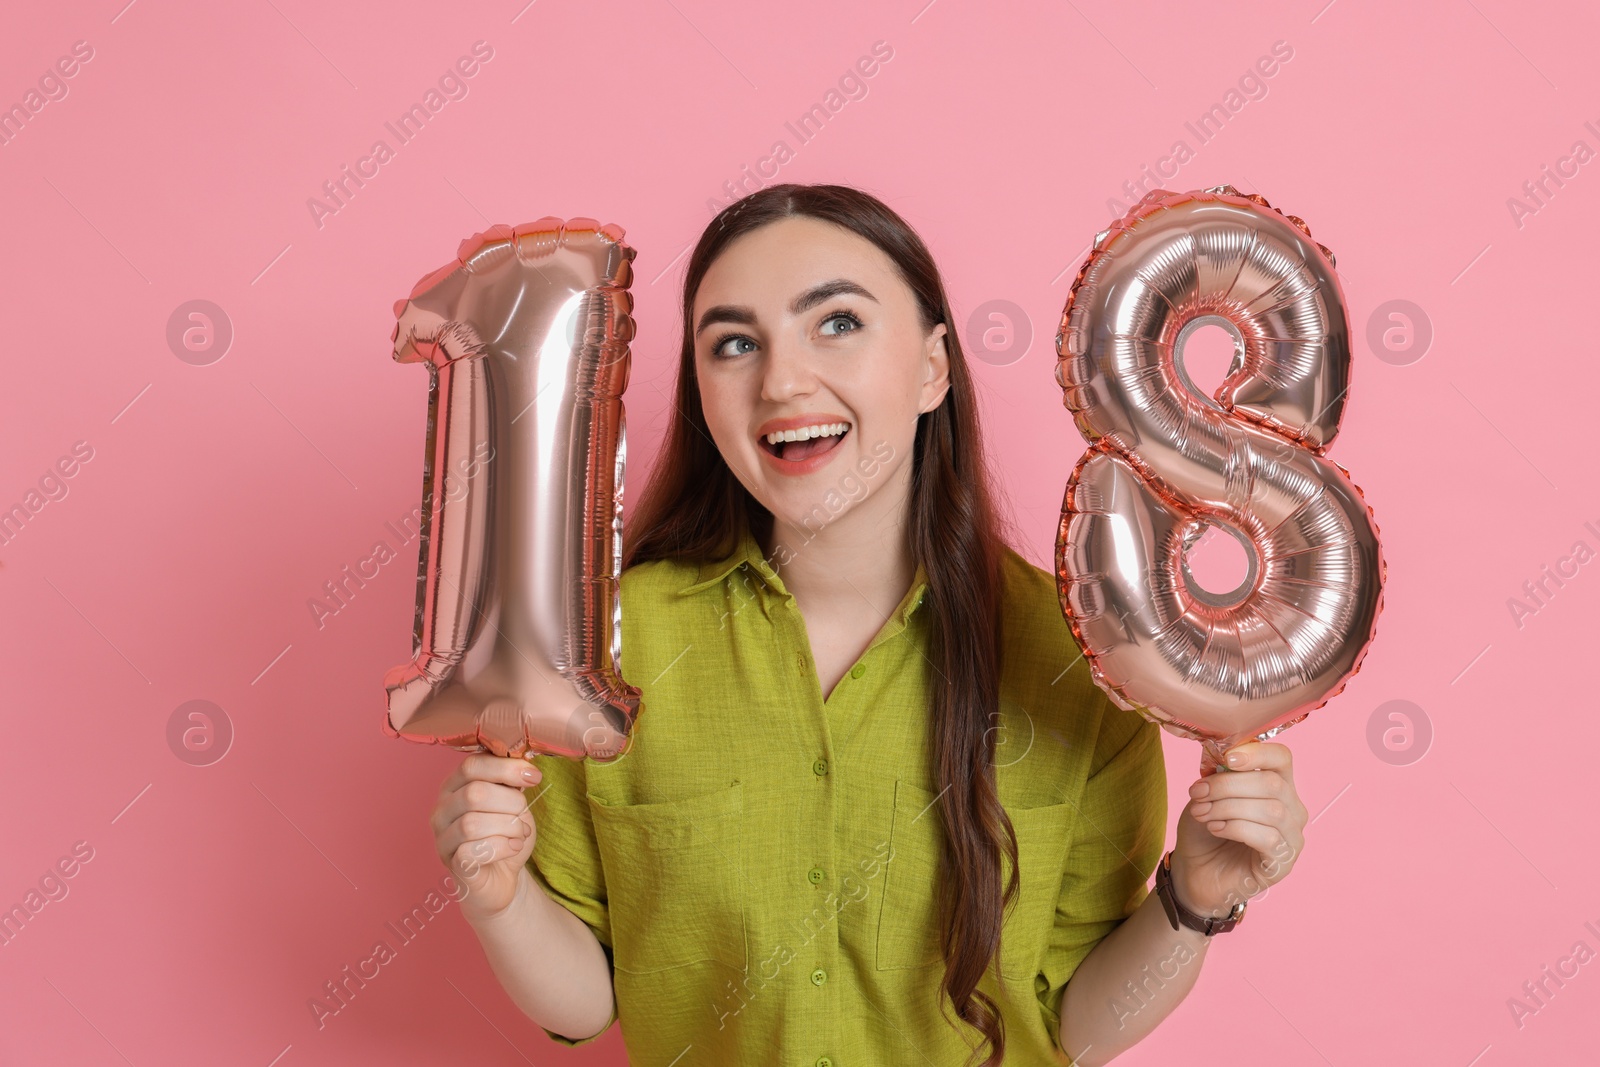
709, 333, 758, 360
820, 310, 863, 337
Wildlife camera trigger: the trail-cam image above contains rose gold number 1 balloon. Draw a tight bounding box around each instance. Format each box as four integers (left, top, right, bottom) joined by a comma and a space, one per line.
382, 218, 641, 761
1054, 186, 1384, 774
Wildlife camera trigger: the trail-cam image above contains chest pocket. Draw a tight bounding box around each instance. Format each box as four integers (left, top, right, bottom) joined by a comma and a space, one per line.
875, 779, 1073, 980
587, 780, 748, 976
875, 779, 945, 971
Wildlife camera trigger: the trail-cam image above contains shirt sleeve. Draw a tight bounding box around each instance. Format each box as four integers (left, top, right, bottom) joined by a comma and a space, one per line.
524, 751, 618, 1047
1035, 698, 1168, 1051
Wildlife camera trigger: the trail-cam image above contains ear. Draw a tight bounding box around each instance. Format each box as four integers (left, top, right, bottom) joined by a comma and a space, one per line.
918, 322, 950, 414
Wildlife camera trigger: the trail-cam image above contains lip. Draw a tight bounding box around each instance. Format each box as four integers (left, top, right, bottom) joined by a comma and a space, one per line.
756, 412, 852, 438
755, 413, 852, 477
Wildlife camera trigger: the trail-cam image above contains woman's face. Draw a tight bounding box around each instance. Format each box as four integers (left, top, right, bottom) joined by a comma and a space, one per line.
691, 215, 949, 542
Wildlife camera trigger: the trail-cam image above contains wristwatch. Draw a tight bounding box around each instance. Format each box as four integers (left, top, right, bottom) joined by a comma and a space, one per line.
1153, 849, 1246, 936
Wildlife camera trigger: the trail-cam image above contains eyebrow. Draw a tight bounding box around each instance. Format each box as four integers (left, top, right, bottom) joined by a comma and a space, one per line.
694, 278, 878, 337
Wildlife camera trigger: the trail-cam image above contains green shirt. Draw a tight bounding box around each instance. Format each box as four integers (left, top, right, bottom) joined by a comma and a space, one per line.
525, 521, 1167, 1065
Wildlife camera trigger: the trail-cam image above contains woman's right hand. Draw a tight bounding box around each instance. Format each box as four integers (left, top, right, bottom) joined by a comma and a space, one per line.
431, 753, 543, 923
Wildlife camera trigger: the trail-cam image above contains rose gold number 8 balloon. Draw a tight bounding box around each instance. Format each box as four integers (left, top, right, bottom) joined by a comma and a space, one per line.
1054, 186, 1384, 773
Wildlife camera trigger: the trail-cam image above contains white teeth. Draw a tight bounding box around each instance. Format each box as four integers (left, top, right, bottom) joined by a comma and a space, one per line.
765, 422, 848, 445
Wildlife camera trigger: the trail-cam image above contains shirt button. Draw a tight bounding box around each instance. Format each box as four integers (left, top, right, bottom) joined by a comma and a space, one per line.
850, 663, 866, 679
810, 968, 827, 986
815, 1058, 833, 1067
812, 758, 828, 776
808, 866, 825, 884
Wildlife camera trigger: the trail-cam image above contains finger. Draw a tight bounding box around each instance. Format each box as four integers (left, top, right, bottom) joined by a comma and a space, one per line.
433, 778, 537, 835
1189, 796, 1291, 829
1221, 741, 1294, 785
450, 836, 524, 877
435, 796, 534, 844
435, 810, 532, 865
1199, 816, 1292, 867
437, 821, 530, 872
462, 809, 533, 844
1209, 810, 1303, 862
1197, 767, 1310, 832
1193, 768, 1290, 803
432, 768, 537, 832
442, 753, 543, 797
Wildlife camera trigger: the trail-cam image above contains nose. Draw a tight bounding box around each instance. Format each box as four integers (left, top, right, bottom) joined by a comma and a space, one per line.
760, 333, 819, 404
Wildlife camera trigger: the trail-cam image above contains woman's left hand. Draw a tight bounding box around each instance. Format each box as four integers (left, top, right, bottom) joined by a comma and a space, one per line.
1170, 741, 1308, 918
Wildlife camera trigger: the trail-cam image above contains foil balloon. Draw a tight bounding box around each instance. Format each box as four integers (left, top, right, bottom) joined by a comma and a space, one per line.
382, 218, 641, 762
1054, 186, 1384, 773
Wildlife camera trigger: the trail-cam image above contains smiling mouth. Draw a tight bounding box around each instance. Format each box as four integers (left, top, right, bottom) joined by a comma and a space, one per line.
759, 422, 851, 463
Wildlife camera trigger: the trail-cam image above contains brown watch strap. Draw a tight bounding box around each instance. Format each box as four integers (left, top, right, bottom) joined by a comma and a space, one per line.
1154, 849, 1246, 936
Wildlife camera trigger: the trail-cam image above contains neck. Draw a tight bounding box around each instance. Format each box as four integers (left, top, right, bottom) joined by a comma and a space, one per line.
761, 463, 917, 615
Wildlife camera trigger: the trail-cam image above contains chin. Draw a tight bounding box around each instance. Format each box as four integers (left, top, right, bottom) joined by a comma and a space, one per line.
767, 487, 864, 539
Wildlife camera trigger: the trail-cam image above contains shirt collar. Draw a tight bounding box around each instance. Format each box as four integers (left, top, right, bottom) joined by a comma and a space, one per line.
676, 521, 780, 596
676, 521, 929, 625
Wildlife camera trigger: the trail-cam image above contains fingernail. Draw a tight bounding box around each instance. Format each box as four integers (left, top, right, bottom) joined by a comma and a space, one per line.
1192, 801, 1212, 817
522, 767, 540, 783
1226, 751, 1242, 768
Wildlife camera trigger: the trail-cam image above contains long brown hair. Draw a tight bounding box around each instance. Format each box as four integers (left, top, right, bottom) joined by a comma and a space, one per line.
623, 183, 1016, 1066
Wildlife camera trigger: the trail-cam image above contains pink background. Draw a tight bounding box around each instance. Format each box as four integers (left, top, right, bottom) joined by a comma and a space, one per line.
3, 1, 1596, 1063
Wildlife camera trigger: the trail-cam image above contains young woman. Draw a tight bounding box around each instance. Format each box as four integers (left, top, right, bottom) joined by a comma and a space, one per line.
431, 184, 1310, 1066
